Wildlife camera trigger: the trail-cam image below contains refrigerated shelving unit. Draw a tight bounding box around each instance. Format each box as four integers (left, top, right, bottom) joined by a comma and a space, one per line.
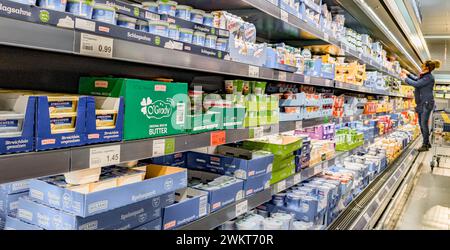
0, 0, 423, 230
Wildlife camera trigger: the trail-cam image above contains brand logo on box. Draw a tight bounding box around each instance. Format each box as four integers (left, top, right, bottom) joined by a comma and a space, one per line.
164, 220, 176, 230
152, 197, 161, 208
164, 178, 173, 190
88, 134, 100, 139
155, 85, 167, 92
212, 202, 221, 210
99, 26, 110, 33
140, 97, 174, 120
95, 81, 109, 88
138, 213, 148, 223
41, 139, 56, 145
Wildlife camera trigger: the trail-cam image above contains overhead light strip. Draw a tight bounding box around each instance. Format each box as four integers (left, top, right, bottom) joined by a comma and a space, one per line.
355, 0, 421, 70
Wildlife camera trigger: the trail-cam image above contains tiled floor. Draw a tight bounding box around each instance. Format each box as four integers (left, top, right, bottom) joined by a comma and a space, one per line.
395, 149, 450, 230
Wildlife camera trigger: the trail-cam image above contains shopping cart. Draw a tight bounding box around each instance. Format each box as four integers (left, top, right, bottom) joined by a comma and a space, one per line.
430, 109, 450, 171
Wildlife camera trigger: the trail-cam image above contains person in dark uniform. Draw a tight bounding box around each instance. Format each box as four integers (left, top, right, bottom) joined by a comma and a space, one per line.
401, 60, 441, 152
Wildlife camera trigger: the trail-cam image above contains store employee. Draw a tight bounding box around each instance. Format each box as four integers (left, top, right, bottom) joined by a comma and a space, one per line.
401, 60, 441, 152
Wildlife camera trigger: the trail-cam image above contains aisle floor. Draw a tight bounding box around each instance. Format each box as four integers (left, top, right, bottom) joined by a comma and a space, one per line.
396, 149, 450, 230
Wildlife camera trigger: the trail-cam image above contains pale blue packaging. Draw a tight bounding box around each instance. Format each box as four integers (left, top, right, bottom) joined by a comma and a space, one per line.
205, 35, 217, 49
179, 28, 193, 43
148, 20, 169, 37
4, 216, 43, 230
216, 38, 228, 51
203, 13, 213, 27
117, 14, 137, 29
0, 191, 28, 216
0, 180, 29, 195
92, 4, 116, 24
28, 166, 187, 217
168, 24, 179, 40
188, 170, 244, 213
17, 193, 174, 230
192, 31, 206, 46
66, 0, 94, 18
175, 5, 191, 20
9, 0, 36, 4
136, 19, 149, 32
157, 0, 176, 16
37, 0, 67, 12
133, 217, 161, 230
162, 188, 208, 230
190, 9, 204, 24
142, 1, 158, 13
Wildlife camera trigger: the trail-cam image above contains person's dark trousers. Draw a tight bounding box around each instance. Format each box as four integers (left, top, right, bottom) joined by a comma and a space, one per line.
418, 100, 434, 146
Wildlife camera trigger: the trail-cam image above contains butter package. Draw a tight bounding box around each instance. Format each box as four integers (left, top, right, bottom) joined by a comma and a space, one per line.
162, 188, 209, 230
85, 96, 124, 144
79, 77, 188, 141
0, 180, 29, 195
4, 215, 44, 230
242, 135, 303, 159
0, 93, 36, 154
188, 170, 244, 213
133, 217, 162, 230
150, 152, 187, 168
35, 95, 87, 150
29, 165, 187, 217
186, 149, 273, 180
0, 191, 28, 217
17, 192, 174, 230
243, 172, 271, 198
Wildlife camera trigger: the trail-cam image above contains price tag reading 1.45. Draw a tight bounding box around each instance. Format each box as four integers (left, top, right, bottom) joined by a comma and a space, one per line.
80, 33, 114, 58
89, 145, 121, 168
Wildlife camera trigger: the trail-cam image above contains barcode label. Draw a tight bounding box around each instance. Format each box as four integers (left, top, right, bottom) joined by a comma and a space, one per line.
278, 71, 287, 81
304, 76, 311, 84
83, 45, 94, 51
248, 65, 260, 78
152, 139, 165, 157
176, 103, 185, 125
295, 121, 303, 130
198, 196, 208, 217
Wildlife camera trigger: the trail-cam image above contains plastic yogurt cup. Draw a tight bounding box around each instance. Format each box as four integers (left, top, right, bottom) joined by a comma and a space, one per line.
157, 0, 177, 16
216, 38, 228, 51
192, 31, 206, 46
179, 28, 193, 43
10, 0, 36, 4
203, 13, 213, 27
117, 14, 137, 29
136, 19, 150, 32
92, 3, 116, 24
262, 218, 283, 230
168, 24, 179, 40
38, 0, 67, 12
205, 34, 217, 49
66, 0, 94, 18
271, 213, 293, 230
190, 9, 205, 24
142, 1, 158, 13
148, 20, 169, 37
175, 5, 192, 20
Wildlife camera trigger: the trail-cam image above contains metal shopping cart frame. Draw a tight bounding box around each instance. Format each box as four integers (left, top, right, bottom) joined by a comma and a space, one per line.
430, 110, 450, 172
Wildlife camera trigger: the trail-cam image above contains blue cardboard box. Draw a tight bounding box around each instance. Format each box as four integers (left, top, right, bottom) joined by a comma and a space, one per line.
133, 217, 162, 230
17, 192, 174, 230
0, 191, 28, 216
28, 165, 187, 217
85, 96, 124, 144
35, 96, 87, 151
0, 180, 29, 194
186, 149, 274, 180
188, 170, 244, 213
150, 152, 187, 168
4, 215, 43, 230
0, 94, 36, 155
162, 188, 209, 230
244, 172, 271, 198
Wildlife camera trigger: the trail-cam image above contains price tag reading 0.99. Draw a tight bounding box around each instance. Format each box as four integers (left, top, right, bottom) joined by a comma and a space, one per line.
80, 33, 114, 58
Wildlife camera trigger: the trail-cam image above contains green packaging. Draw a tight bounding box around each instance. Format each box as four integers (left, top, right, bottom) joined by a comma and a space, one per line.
250, 81, 267, 95
209, 106, 246, 129
270, 160, 296, 184
186, 111, 221, 134
79, 77, 188, 141
273, 155, 295, 172
242, 135, 303, 159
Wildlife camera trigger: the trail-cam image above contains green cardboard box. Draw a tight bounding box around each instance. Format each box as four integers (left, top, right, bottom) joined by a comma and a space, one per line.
79, 77, 188, 141
209, 106, 246, 129
270, 160, 296, 184
273, 155, 295, 173
186, 112, 221, 134
242, 135, 303, 158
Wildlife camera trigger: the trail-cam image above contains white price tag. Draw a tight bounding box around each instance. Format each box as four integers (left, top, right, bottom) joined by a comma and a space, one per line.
235, 200, 248, 217
276, 180, 286, 193
295, 121, 303, 130
89, 145, 121, 168
293, 173, 301, 184
281, 10, 289, 23
152, 139, 166, 157
252, 127, 264, 139
248, 65, 260, 78
278, 71, 287, 81
304, 76, 311, 84
80, 33, 113, 58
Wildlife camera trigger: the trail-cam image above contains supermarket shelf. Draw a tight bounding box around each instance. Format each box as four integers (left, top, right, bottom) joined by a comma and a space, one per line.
178, 188, 272, 230
0, 125, 279, 184
328, 137, 420, 230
